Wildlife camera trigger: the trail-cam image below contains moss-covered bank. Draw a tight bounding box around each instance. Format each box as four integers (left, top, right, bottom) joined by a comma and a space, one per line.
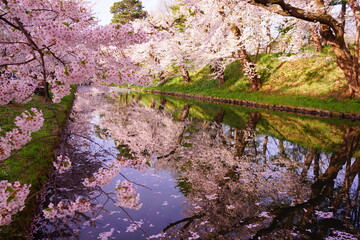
0, 89, 76, 239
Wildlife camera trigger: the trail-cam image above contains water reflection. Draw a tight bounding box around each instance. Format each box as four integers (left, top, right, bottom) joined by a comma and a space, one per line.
33, 87, 360, 239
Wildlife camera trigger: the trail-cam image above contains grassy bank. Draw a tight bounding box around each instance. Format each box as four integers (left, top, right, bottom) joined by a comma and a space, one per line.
132, 47, 360, 114
0, 90, 75, 239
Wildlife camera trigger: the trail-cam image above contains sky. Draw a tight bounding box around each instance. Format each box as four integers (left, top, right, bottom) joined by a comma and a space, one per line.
90, 0, 171, 25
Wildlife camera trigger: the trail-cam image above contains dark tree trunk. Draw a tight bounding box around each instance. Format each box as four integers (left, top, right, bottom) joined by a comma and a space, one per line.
313, 153, 320, 181
265, 45, 272, 54
348, 0, 360, 97
213, 108, 225, 124
333, 158, 360, 210
217, 72, 225, 87
179, 65, 190, 83
262, 135, 268, 163
159, 98, 167, 110
300, 148, 316, 182
155, 71, 168, 86
315, 1, 360, 98
230, 24, 262, 92
311, 127, 360, 198
250, 0, 360, 97
310, 24, 322, 51
278, 139, 285, 156
150, 98, 156, 108
180, 104, 190, 121
234, 112, 261, 157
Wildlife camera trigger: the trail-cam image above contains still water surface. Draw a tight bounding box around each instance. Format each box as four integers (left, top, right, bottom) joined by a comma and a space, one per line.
33, 86, 360, 239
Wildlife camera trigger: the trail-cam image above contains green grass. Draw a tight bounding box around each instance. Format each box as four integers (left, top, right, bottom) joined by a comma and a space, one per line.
0, 89, 75, 239
123, 92, 360, 156
130, 47, 360, 114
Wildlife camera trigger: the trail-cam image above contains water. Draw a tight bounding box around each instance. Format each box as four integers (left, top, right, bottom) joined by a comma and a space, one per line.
33, 86, 360, 239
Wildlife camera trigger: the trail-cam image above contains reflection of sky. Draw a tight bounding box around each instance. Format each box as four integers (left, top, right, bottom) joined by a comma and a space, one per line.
77, 168, 186, 239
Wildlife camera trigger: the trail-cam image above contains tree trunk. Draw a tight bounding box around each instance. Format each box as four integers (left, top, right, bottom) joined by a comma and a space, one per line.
262, 135, 268, 158
159, 98, 166, 110
311, 127, 360, 198
125, 93, 129, 105
249, 0, 360, 97
155, 71, 168, 86
319, 28, 359, 98
313, 0, 359, 97
310, 24, 322, 51
313, 153, 320, 181
179, 65, 190, 83
45, 83, 51, 102
180, 104, 190, 121
217, 71, 225, 87
262, 136, 269, 164
265, 45, 271, 54
230, 24, 262, 92
234, 112, 261, 157
333, 158, 360, 210
348, 0, 360, 97
150, 97, 156, 108
278, 139, 285, 156
300, 148, 316, 182
211, 59, 225, 87
213, 108, 225, 124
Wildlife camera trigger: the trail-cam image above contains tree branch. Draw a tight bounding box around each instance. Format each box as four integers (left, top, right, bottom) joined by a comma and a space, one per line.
248, 0, 342, 37
0, 15, 21, 31
0, 56, 36, 67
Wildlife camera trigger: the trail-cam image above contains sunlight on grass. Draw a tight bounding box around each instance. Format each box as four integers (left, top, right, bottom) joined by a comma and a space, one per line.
143, 49, 359, 114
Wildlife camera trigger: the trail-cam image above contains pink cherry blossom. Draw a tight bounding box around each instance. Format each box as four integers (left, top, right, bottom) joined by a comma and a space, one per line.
0, 180, 30, 226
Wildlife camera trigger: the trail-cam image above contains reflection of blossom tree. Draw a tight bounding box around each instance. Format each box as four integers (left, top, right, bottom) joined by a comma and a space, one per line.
33, 90, 360, 239
34, 88, 151, 239
249, 126, 360, 240
151, 109, 360, 239
99, 96, 186, 160
150, 111, 310, 239
233, 112, 261, 157
115, 180, 142, 210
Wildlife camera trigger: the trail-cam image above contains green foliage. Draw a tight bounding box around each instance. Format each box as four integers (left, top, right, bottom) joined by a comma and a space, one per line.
117, 143, 135, 159
329, 0, 347, 6
110, 0, 147, 24
0, 89, 75, 238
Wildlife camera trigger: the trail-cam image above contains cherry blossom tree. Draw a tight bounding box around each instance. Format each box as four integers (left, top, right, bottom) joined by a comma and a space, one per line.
0, 0, 150, 225
130, 0, 310, 90
0, 0, 148, 153
128, 9, 197, 84
1, 0, 144, 103
247, 0, 360, 97
175, 0, 276, 90
99, 95, 186, 159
